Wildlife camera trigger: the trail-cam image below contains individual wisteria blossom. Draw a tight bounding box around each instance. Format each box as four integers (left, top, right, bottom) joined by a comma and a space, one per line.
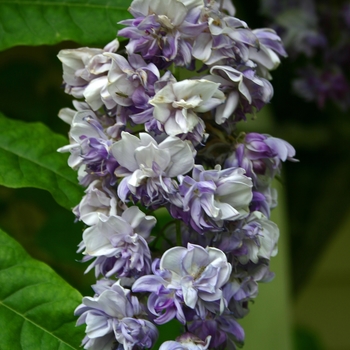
159, 333, 211, 350
149, 78, 225, 136
193, 9, 252, 65
102, 53, 160, 110
118, 0, 206, 67
58, 39, 119, 101
75, 280, 158, 350
225, 132, 296, 188
215, 211, 280, 264
205, 64, 274, 123
173, 164, 253, 232
250, 28, 287, 78
57, 107, 119, 186
112, 131, 195, 205
56, 0, 296, 348
81, 206, 156, 278
132, 243, 232, 322
73, 179, 125, 226
188, 312, 245, 350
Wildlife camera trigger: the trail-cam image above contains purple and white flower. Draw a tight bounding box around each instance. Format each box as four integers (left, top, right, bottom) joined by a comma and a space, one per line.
75, 281, 158, 350
112, 131, 195, 204
58, 40, 118, 108
118, 0, 206, 67
73, 179, 125, 226
132, 243, 232, 323
175, 164, 253, 232
160, 333, 211, 350
189, 311, 245, 350
82, 206, 156, 278
149, 78, 225, 136
205, 64, 274, 123
57, 39, 118, 98
193, 10, 255, 66
102, 53, 160, 110
56, 1, 294, 348
57, 108, 118, 186
215, 211, 280, 264
250, 28, 287, 79
225, 132, 297, 188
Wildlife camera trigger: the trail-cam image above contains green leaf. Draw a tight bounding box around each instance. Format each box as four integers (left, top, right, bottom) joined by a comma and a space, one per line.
0, 227, 84, 349
0, 112, 83, 209
0, 0, 132, 51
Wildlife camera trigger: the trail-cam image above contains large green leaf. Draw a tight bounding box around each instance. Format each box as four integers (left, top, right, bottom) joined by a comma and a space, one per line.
0, 113, 83, 209
0, 227, 84, 349
0, 0, 132, 51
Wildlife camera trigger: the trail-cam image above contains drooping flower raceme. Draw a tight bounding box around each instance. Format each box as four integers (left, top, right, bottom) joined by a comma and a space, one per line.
56, 0, 295, 348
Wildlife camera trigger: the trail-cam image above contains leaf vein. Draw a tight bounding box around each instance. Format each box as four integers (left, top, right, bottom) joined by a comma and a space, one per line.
16, 3, 40, 37
0, 300, 78, 349
0, 140, 79, 189
67, 5, 84, 35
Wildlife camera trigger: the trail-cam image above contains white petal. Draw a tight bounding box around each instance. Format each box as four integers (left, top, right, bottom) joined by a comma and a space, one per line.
111, 132, 140, 171
135, 142, 171, 173
84, 76, 108, 111
121, 206, 146, 229
160, 137, 194, 177
160, 246, 185, 277
183, 285, 198, 309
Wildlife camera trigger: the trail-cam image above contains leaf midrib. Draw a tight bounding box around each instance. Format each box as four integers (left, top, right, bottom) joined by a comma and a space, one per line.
0, 300, 78, 350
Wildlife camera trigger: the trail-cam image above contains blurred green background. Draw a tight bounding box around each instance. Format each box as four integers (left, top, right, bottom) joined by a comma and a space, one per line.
1, 1, 350, 349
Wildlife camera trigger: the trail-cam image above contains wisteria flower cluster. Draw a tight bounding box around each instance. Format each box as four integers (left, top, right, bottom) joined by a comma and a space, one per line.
57, 0, 295, 349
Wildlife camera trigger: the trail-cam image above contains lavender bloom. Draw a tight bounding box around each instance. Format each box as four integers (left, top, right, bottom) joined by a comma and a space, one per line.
73, 179, 126, 226
205, 0, 236, 16
57, 39, 118, 102
111, 132, 195, 205
75, 281, 158, 350
193, 10, 257, 66
223, 261, 274, 306
225, 132, 296, 188
149, 78, 225, 136
176, 165, 253, 232
82, 206, 156, 278
102, 53, 159, 110
118, 0, 206, 67
218, 211, 279, 264
189, 312, 244, 350
159, 333, 211, 350
133, 243, 232, 323
249, 28, 287, 79
57, 108, 118, 186
249, 186, 278, 218
206, 64, 274, 123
